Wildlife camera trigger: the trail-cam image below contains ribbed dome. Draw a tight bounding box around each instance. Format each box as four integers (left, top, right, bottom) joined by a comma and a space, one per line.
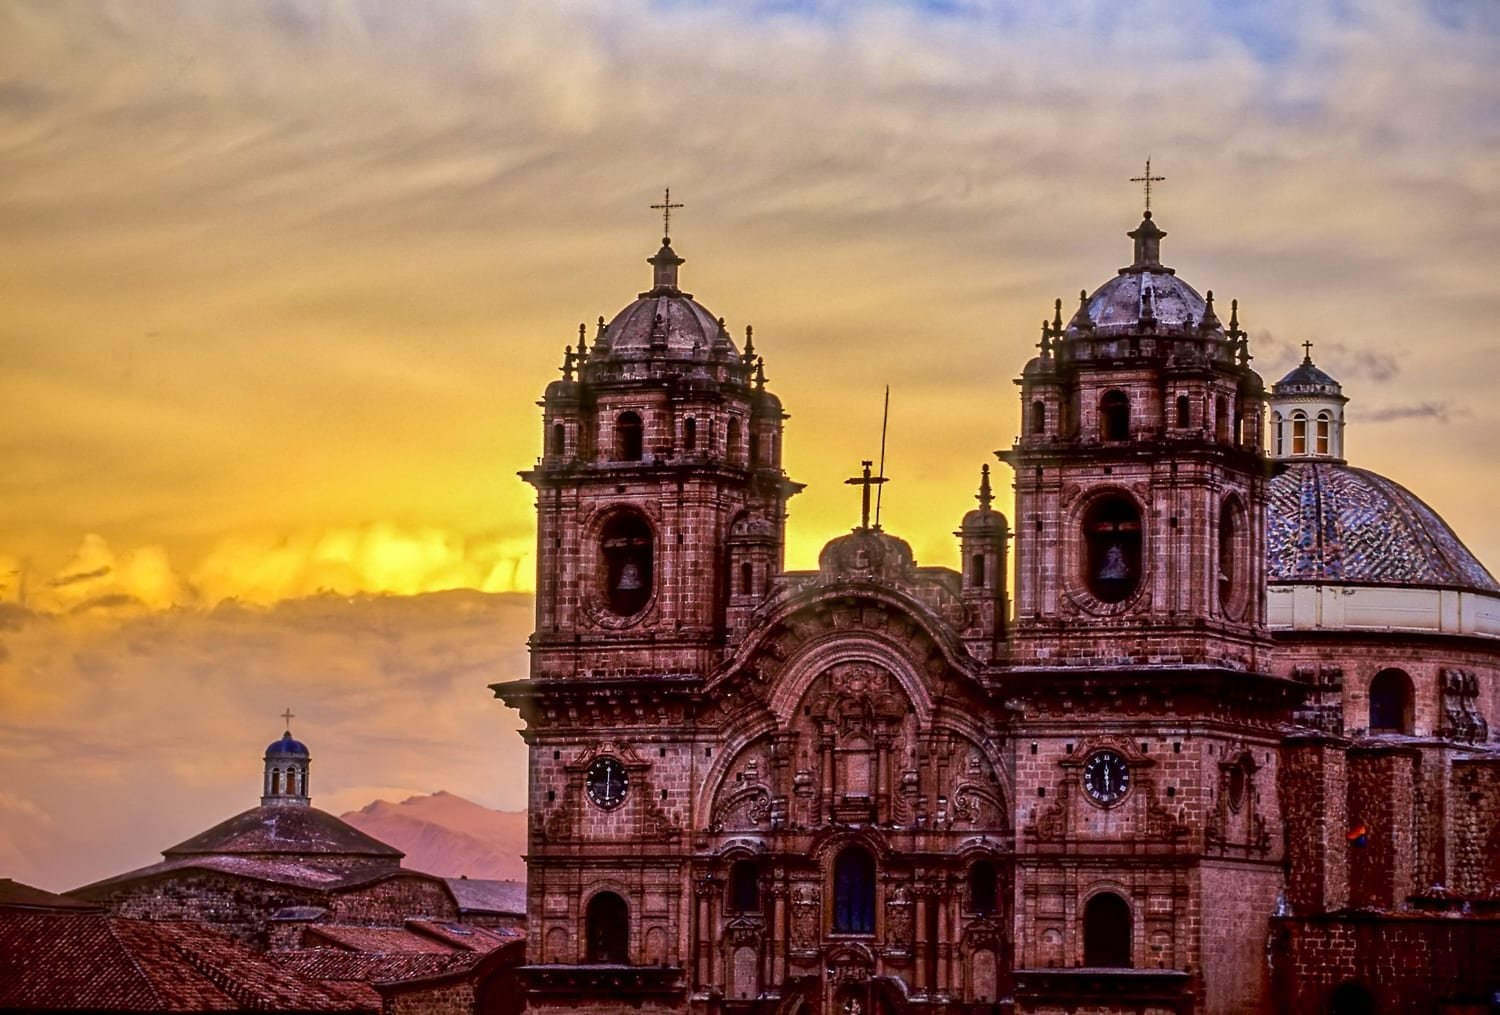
264, 731, 309, 757
1267, 462, 1499, 591
594, 290, 740, 362
1070, 271, 1214, 334
587, 239, 743, 366
1273, 358, 1343, 397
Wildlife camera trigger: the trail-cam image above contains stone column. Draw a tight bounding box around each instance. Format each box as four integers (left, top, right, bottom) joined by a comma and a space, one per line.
914, 890, 930, 996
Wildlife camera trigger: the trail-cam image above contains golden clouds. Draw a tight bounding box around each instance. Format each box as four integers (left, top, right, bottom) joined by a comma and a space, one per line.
3, 0, 1499, 581
15, 527, 534, 615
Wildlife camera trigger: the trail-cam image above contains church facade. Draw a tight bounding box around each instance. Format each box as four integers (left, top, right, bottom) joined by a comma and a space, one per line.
494, 206, 1500, 1014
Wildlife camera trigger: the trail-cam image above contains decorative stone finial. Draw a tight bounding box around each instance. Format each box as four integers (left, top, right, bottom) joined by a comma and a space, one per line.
1052, 298, 1064, 333
1200, 290, 1221, 331
743, 324, 756, 366
976, 464, 994, 512
755, 357, 767, 391
1074, 289, 1095, 331
576, 322, 588, 360
561, 344, 576, 381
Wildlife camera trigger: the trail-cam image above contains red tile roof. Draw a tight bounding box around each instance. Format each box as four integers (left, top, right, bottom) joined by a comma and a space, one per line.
0, 908, 368, 1011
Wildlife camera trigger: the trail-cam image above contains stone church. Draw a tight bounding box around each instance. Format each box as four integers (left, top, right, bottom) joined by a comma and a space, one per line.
494, 202, 1500, 1014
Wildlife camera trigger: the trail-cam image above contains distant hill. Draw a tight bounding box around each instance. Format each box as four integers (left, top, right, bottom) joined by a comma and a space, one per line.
341, 791, 527, 881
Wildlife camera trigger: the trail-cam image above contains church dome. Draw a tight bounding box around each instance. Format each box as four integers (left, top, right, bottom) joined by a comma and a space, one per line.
588, 239, 742, 365
1273, 357, 1343, 397
1063, 212, 1222, 338
1267, 462, 1499, 592
264, 731, 309, 758
1072, 271, 1213, 334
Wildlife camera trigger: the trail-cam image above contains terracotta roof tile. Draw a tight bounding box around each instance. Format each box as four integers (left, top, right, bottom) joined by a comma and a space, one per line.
0, 909, 367, 1011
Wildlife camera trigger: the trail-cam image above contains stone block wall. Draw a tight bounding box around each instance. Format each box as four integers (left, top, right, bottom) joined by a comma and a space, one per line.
1270, 913, 1500, 1012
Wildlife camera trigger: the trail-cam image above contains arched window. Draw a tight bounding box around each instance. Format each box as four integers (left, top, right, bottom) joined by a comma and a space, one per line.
968, 860, 997, 916
1369, 669, 1414, 734
833, 847, 876, 934
615, 412, 644, 462
1031, 400, 1046, 436
272, 769, 282, 795
1100, 390, 1130, 441
600, 512, 653, 616
1219, 498, 1247, 617
1271, 412, 1283, 456
1228, 757, 1250, 812
585, 892, 629, 964
728, 860, 760, 913
971, 552, 986, 588
1292, 412, 1307, 455
1083, 892, 1132, 968
1215, 395, 1230, 443
739, 561, 753, 597
1083, 495, 1143, 603
1316, 411, 1331, 455
288, 768, 298, 795
727, 418, 742, 463
749, 431, 761, 466
1175, 395, 1190, 429
549, 422, 565, 456
683, 417, 697, 452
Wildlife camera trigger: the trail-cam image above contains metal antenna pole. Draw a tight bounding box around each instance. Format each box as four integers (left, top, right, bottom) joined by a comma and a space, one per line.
874, 385, 890, 531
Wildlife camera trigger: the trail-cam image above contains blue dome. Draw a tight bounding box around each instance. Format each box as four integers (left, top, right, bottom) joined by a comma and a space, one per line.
264, 731, 310, 758
1267, 462, 1499, 592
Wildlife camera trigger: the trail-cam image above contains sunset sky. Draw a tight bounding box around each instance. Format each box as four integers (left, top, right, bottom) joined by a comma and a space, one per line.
2, 0, 1498, 890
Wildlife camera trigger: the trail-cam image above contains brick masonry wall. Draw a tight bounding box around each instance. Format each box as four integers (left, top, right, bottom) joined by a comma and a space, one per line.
1197, 863, 1281, 1015
1270, 913, 1500, 1012
383, 980, 473, 1015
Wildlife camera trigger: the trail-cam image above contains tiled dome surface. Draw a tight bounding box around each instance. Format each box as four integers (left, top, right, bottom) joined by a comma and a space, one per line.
1267, 461, 1498, 591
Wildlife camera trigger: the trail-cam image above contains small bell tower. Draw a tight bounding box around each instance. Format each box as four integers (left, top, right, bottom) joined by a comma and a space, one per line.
261, 709, 310, 807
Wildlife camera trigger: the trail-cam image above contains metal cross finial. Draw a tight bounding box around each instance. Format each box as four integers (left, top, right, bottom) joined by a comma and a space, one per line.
1130, 158, 1166, 213
1302, 340, 1314, 362
280, 708, 295, 731
844, 460, 889, 531
651, 187, 684, 243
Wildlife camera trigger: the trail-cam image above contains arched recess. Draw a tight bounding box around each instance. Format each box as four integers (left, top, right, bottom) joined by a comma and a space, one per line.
1368, 668, 1414, 733
1100, 389, 1130, 441
832, 846, 876, 934
615, 411, 644, 462
1082, 891, 1132, 968
585, 891, 629, 963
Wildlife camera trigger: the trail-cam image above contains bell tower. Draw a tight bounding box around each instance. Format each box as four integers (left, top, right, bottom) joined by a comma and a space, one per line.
999, 207, 1270, 667
500, 204, 802, 1007
996, 192, 1295, 1013
525, 219, 802, 679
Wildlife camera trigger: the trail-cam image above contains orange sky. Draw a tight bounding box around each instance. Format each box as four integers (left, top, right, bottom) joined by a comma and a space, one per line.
2, 0, 1498, 890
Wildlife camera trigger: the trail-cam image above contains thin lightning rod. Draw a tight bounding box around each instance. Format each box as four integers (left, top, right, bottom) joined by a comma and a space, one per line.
874, 385, 890, 531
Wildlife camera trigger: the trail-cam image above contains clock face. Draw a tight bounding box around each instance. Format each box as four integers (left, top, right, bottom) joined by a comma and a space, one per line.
585, 757, 629, 810
1083, 750, 1130, 805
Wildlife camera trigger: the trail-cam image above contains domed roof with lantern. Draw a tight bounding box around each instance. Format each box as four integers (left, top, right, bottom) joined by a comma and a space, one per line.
582, 192, 746, 378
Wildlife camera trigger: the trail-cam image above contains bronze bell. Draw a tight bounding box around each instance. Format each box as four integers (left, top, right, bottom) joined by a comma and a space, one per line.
615, 560, 643, 591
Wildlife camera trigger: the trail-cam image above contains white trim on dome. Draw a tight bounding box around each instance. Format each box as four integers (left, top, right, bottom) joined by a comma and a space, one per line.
1267, 583, 1500, 638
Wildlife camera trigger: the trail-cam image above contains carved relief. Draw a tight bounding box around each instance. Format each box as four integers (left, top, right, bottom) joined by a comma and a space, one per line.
884, 885, 913, 951
791, 884, 820, 952
1440, 668, 1488, 744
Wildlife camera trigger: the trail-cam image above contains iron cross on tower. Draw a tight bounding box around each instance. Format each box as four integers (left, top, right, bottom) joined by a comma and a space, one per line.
651, 187, 684, 242
845, 460, 888, 531
280, 708, 295, 731
1131, 158, 1166, 212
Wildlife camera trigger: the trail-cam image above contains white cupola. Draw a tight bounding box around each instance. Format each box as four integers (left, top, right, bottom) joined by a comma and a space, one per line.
1269, 345, 1348, 461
